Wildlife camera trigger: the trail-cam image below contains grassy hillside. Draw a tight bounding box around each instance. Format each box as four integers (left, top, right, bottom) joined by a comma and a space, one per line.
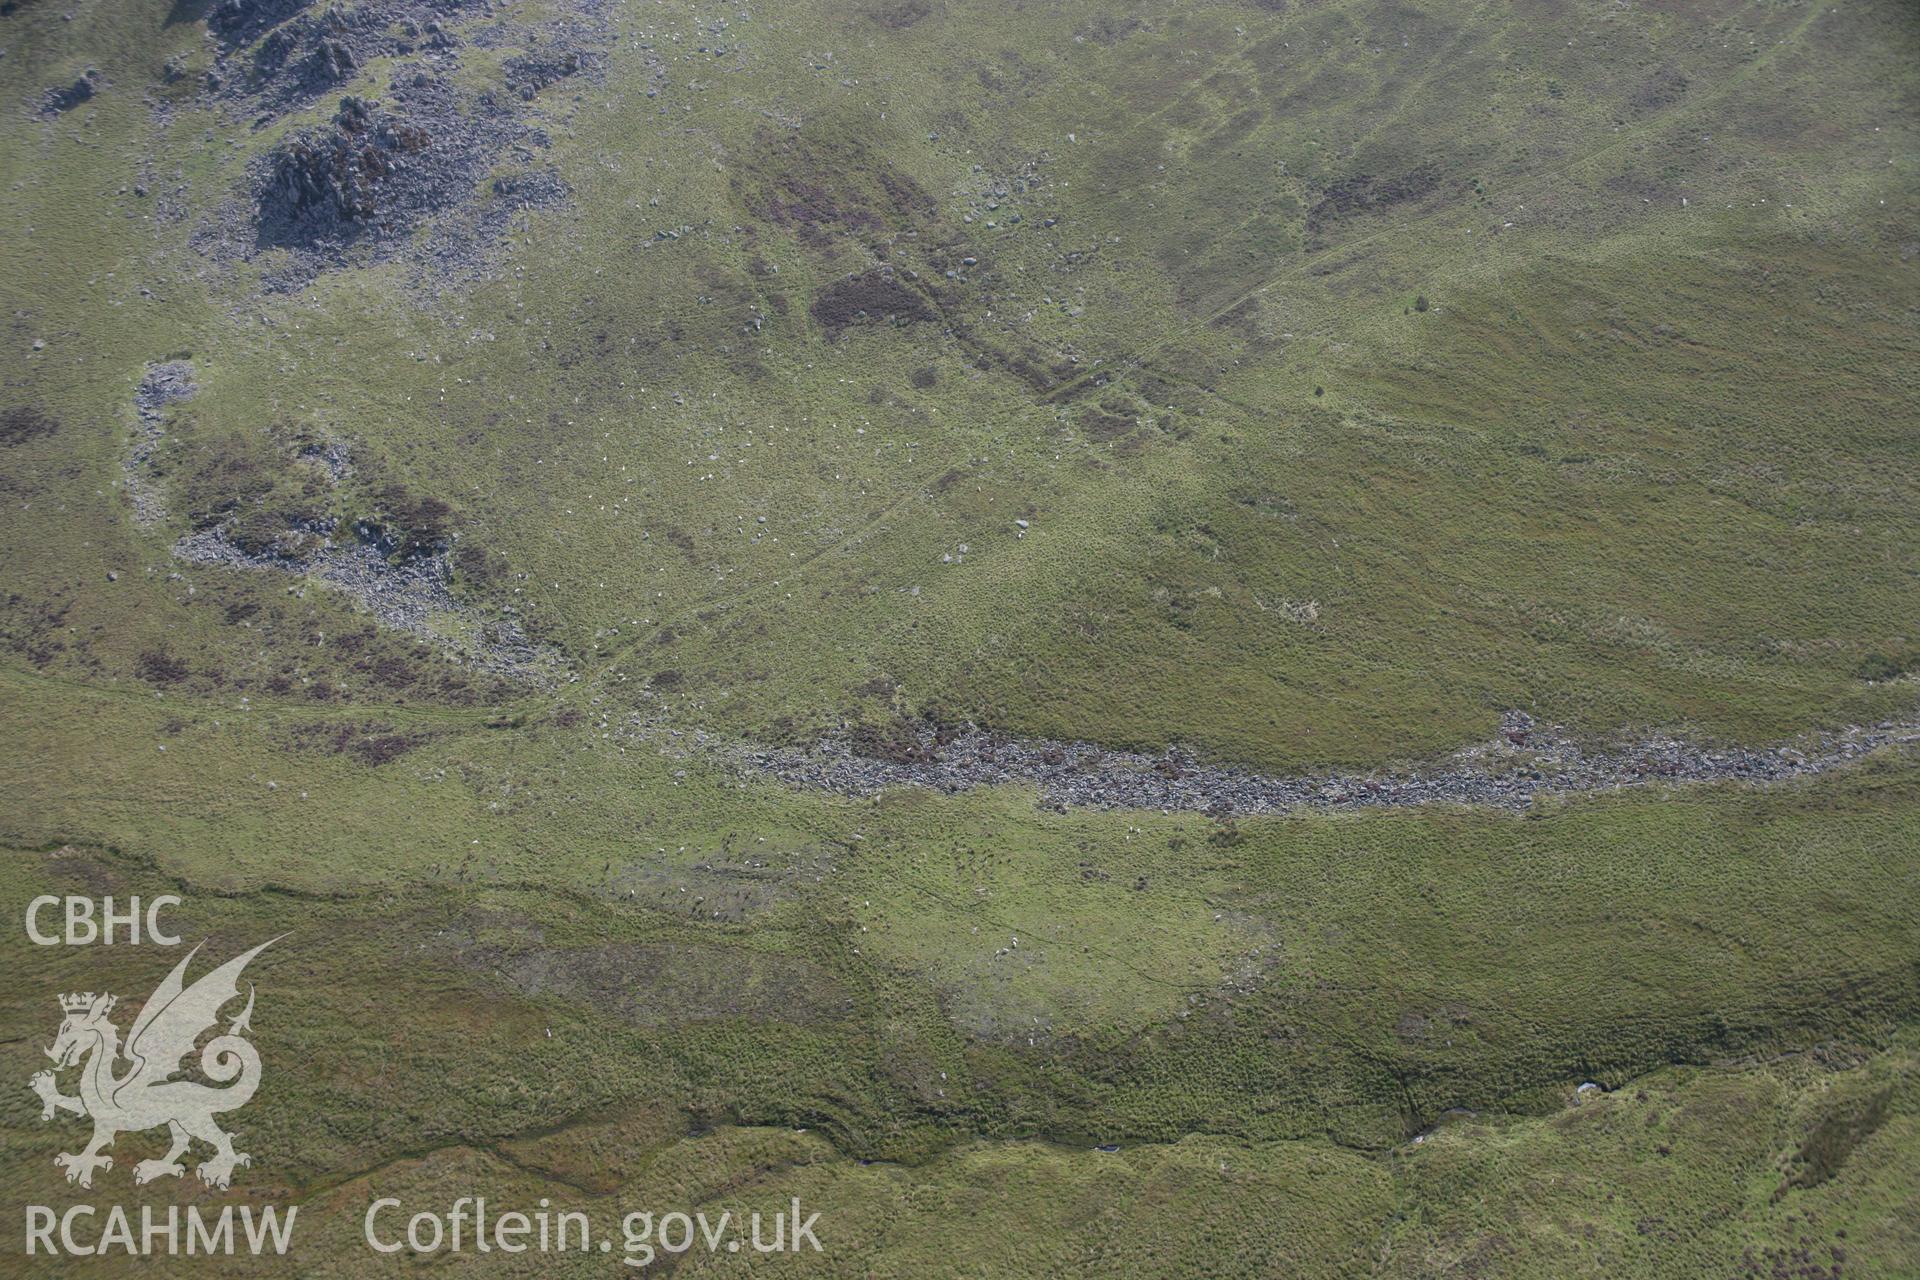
0, 0, 1914, 1273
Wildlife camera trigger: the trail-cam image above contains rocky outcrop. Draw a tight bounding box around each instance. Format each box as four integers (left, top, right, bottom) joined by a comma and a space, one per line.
123, 362, 196, 527
174, 523, 559, 684
191, 0, 600, 286
257, 91, 471, 247
121, 358, 553, 682
744, 710, 1920, 816
210, 0, 467, 108
39, 68, 99, 116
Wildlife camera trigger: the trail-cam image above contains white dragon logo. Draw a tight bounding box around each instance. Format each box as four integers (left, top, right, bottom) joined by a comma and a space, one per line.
28, 938, 278, 1190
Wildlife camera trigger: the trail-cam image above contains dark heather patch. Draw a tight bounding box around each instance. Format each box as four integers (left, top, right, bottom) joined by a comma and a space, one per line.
1306, 164, 1444, 239
810, 271, 932, 331
285, 719, 432, 765
733, 129, 936, 252
1080, 411, 1137, 442
135, 649, 192, 685
1629, 67, 1689, 115
0, 406, 57, 445
869, 0, 932, 29
1780, 1086, 1895, 1195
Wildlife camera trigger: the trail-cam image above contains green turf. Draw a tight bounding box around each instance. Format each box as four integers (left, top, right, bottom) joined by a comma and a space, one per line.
0, 0, 1915, 1272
